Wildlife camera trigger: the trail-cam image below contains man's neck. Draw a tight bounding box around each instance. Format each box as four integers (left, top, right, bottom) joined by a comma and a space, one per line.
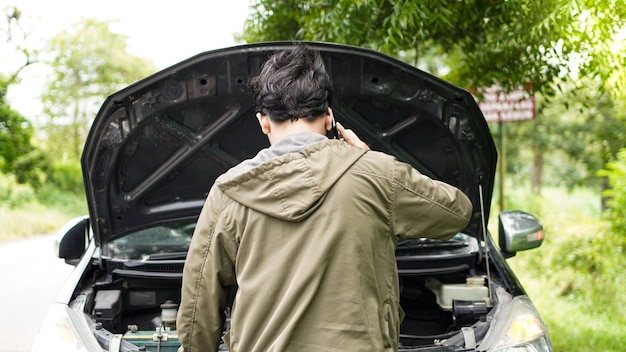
268, 118, 327, 145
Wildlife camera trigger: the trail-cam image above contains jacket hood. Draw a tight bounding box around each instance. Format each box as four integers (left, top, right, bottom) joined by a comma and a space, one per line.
217, 136, 367, 222
82, 41, 496, 246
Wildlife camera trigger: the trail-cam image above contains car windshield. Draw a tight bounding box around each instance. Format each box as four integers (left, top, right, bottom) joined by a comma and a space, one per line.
104, 221, 196, 260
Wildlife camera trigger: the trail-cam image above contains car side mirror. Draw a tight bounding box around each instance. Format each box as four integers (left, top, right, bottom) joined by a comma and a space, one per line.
55, 216, 89, 265
498, 210, 544, 258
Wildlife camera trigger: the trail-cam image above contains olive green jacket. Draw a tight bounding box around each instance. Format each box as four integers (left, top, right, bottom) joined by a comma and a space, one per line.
177, 133, 472, 352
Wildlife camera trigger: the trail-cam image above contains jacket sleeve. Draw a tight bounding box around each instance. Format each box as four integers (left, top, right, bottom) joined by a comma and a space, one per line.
391, 160, 473, 240
177, 187, 237, 352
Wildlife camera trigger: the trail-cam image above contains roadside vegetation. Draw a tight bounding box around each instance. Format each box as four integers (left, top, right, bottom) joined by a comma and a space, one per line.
1, 9, 154, 240
0, 173, 86, 240
495, 184, 626, 351
2, 2, 626, 351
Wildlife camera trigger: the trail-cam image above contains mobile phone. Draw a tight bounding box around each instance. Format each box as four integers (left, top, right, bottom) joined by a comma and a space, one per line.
331, 117, 339, 139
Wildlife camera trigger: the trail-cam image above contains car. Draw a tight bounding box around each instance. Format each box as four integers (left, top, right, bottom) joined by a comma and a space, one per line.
33, 41, 552, 352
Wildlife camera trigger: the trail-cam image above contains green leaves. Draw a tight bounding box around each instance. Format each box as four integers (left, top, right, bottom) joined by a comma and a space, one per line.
242, 0, 626, 96
41, 18, 157, 159
599, 149, 626, 235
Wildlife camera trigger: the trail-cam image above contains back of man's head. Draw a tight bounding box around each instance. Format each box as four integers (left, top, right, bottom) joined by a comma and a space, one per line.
249, 43, 333, 122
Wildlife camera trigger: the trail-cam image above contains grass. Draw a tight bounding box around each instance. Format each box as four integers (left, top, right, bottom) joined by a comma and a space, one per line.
0, 185, 87, 241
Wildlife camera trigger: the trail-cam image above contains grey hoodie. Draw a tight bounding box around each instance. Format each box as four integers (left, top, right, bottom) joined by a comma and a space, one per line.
177, 132, 472, 352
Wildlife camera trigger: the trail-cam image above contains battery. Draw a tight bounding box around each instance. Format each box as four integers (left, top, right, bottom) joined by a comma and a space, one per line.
123, 329, 181, 352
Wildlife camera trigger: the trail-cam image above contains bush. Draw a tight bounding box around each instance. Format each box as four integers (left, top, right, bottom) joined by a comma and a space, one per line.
14, 148, 51, 187
599, 148, 626, 235
0, 102, 50, 187
0, 172, 35, 208
48, 160, 84, 193
0, 181, 87, 241
35, 183, 87, 215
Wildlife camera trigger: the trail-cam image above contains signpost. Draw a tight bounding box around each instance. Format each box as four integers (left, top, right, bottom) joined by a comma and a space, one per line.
476, 84, 536, 212
478, 84, 536, 123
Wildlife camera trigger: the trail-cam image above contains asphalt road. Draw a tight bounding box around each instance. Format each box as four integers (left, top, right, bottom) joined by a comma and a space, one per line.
0, 233, 74, 352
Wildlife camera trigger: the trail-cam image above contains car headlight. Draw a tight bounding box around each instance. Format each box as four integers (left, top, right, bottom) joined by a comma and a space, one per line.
479, 295, 552, 351
32, 303, 101, 352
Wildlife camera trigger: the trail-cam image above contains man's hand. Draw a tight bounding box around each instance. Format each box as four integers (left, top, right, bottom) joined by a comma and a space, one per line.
336, 122, 370, 150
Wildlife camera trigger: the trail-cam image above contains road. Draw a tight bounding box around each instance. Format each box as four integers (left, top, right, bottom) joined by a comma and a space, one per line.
0, 234, 74, 352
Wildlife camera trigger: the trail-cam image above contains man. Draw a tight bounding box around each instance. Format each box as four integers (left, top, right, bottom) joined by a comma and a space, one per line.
177, 43, 472, 352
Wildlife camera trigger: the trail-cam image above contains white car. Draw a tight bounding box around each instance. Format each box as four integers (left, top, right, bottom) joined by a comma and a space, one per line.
34, 42, 552, 352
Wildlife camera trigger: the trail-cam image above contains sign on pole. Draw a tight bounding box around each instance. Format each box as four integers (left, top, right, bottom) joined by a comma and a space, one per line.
475, 83, 536, 212
477, 84, 536, 123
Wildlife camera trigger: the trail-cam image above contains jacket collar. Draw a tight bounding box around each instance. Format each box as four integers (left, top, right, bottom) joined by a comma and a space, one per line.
222, 132, 328, 181
218, 140, 367, 221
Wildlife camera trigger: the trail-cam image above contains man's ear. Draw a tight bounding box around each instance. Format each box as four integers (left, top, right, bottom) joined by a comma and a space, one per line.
256, 113, 271, 135
325, 107, 334, 132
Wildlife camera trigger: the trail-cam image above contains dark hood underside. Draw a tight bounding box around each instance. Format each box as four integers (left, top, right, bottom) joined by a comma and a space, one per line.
82, 42, 497, 245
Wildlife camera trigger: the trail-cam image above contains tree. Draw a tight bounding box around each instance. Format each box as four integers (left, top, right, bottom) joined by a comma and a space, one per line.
0, 6, 46, 186
0, 86, 42, 181
0, 6, 38, 90
242, 0, 626, 96
42, 18, 157, 160
496, 76, 626, 197
243, 0, 626, 201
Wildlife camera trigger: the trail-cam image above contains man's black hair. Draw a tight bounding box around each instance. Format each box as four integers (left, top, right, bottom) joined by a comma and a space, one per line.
249, 43, 333, 122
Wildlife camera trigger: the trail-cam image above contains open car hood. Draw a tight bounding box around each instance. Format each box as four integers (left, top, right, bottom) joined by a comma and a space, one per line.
82, 42, 497, 246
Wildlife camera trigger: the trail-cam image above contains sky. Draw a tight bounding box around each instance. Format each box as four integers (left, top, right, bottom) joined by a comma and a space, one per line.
2, 0, 251, 121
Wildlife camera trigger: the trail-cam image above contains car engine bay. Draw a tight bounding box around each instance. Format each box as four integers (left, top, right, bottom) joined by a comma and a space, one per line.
67, 233, 496, 351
